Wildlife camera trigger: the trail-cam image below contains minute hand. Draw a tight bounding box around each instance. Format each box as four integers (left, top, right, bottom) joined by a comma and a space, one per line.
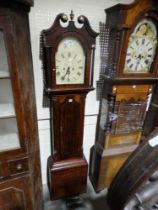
63, 67, 70, 80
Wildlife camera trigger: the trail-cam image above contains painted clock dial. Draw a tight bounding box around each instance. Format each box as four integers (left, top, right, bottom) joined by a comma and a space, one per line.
124, 19, 157, 73
55, 37, 86, 85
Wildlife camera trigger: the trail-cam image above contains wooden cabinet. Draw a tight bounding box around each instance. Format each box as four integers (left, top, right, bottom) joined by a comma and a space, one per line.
0, 176, 34, 210
0, 1, 43, 210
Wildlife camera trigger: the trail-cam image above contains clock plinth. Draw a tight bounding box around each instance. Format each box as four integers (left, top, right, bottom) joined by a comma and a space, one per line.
47, 156, 88, 200
40, 12, 98, 199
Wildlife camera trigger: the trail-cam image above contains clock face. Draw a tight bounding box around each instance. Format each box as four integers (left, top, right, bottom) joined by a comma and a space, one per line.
55, 37, 86, 85
124, 19, 157, 74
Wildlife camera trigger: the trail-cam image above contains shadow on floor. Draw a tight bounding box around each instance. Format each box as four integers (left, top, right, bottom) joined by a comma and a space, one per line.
44, 180, 110, 210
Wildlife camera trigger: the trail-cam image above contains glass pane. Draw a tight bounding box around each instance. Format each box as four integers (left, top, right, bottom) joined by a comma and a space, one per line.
0, 79, 16, 118
0, 78, 20, 151
0, 118, 20, 152
0, 30, 9, 77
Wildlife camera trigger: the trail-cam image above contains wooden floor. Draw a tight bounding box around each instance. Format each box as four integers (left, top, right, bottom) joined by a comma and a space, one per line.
44, 180, 110, 210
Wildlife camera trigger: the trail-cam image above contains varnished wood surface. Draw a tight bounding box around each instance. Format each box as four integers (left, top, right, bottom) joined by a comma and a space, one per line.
108, 128, 158, 210
41, 13, 98, 93
105, 0, 158, 80
89, 144, 137, 191
90, 0, 158, 193
0, 2, 43, 210
41, 13, 98, 200
50, 94, 86, 161
0, 175, 34, 210
48, 156, 88, 200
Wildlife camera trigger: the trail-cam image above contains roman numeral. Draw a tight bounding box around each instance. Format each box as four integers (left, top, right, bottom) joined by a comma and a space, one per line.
148, 48, 152, 51
127, 59, 131, 64
136, 40, 139, 46
145, 60, 149, 65
129, 63, 133, 69
68, 52, 71, 57
61, 76, 65, 81
61, 54, 65, 58
56, 71, 60, 76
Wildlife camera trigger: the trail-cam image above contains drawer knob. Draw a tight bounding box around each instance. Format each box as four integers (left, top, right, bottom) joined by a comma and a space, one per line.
16, 163, 23, 170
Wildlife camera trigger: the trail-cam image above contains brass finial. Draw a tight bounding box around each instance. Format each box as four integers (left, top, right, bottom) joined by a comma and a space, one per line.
70, 10, 74, 21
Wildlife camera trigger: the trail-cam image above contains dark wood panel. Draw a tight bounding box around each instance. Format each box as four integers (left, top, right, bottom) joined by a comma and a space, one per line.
51, 94, 85, 160
48, 156, 87, 200
14, 0, 33, 6
0, 175, 34, 210
0, 2, 42, 210
60, 96, 84, 159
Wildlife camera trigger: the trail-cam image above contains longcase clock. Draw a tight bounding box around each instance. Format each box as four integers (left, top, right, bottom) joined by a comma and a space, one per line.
41, 11, 98, 200
89, 0, 158, 192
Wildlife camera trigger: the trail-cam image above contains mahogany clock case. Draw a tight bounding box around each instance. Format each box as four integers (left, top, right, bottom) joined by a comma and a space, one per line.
0, 1, 43, 210
89, 0, 158, 192
41, 13, 98, 200
41, 13, 98, 94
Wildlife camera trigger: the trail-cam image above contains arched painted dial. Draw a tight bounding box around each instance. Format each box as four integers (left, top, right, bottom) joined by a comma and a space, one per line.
125, 37, 155, 73
124, 19, 157, 74
55, 37, 85, 85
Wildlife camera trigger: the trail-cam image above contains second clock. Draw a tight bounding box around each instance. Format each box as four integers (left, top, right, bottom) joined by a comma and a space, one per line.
89, 0, 158, 192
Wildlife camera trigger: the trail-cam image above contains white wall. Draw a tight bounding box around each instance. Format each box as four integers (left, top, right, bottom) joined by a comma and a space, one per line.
29, 0, 133, 185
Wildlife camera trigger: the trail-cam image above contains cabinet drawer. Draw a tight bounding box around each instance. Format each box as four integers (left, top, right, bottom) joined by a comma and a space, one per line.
8, 158, 29, 175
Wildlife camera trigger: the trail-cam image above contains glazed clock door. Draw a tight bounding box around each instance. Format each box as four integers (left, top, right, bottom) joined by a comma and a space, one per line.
0, 16, 27, 158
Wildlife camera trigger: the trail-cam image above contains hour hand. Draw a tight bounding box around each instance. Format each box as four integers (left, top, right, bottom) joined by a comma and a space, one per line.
61, 67, 70, 80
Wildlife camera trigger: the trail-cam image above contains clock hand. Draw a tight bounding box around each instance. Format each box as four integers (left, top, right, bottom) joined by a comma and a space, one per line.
63, 67, 70, 80
135, 54, 141, 70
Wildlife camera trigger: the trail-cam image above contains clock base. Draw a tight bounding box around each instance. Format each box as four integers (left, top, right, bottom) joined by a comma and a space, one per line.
47, 156, 88, 200
89, 144, 137, 192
